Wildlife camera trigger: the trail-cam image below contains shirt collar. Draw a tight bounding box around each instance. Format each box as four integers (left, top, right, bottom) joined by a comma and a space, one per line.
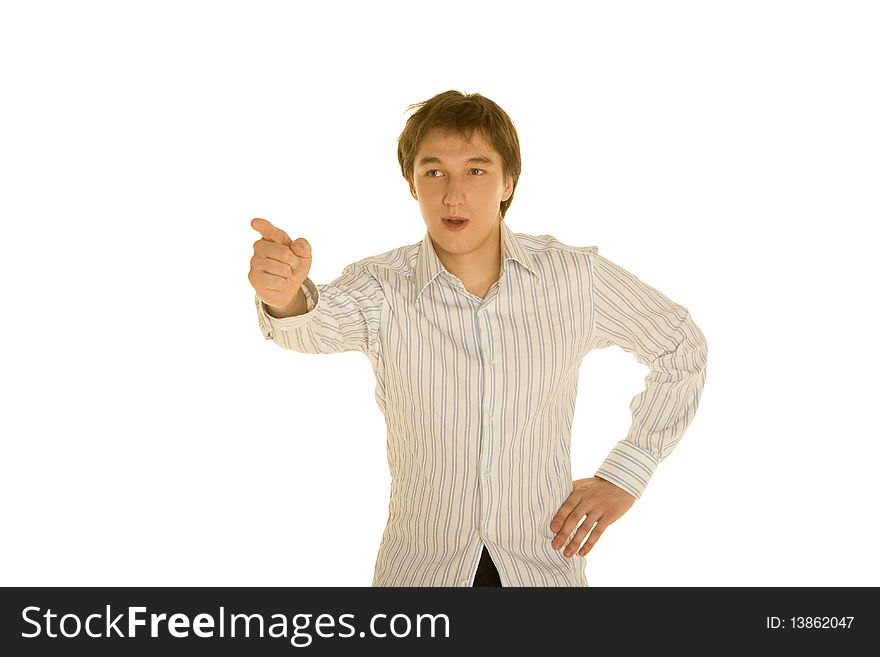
413, 220, 541, 301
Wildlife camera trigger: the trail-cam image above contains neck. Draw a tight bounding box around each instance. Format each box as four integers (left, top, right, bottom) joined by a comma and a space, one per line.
434, 220, 503, 290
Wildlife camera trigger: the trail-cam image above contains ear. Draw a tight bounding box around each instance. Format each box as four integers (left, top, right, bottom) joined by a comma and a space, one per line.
408, 178, 418, 200
502, 175, 513, 202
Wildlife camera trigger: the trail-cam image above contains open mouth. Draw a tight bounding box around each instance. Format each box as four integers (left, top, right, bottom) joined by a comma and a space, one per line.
442, 218, 469, 231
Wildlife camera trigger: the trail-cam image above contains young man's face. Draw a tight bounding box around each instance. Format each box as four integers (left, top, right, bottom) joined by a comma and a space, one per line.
409, 127, 513, 267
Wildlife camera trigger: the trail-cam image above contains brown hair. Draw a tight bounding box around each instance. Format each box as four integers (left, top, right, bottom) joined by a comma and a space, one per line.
397, 90, 522, 219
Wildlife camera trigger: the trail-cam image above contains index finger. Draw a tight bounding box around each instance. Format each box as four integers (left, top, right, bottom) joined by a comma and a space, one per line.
251, 217, 293, 247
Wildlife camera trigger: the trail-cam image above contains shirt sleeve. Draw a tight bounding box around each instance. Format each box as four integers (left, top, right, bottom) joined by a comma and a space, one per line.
254, 263, 383, 363
588, 252, 708, 499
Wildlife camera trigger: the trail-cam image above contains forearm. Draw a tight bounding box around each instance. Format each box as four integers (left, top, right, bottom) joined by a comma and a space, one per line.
595, 311, 708, 498
265, 287, 308, 318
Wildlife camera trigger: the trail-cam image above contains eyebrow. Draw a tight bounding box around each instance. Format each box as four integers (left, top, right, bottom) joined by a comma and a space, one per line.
416, 156, 495, 166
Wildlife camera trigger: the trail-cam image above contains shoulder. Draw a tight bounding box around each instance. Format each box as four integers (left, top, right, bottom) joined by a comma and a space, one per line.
340, 241, 420, 280
515, 231, 600, 264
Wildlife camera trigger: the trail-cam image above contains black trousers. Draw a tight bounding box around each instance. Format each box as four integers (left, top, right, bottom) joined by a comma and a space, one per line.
471, 545, 502, 586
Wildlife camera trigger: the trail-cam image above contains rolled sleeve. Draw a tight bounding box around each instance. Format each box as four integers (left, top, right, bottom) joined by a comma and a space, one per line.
254, 265, 383, 362
255, 277, 319, 339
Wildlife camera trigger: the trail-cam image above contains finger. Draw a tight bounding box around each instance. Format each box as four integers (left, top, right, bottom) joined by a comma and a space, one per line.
254, 239, 300, 269
577, 521, 607, 557
549, 496, 577, 533
564, 516, 597, 557
551, 508, 587, 551
251, 217, 293, 246
251, 253, 294, 279
248, 269, 291, 293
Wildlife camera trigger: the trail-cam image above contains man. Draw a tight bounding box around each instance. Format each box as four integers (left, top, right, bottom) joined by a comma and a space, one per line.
248, 90, 708, 587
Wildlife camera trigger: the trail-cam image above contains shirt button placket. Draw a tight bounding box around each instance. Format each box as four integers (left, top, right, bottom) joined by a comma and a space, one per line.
476, 309, 493, 535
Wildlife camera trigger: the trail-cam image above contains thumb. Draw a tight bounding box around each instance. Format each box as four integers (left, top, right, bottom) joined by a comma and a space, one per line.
291, 238, 312, 260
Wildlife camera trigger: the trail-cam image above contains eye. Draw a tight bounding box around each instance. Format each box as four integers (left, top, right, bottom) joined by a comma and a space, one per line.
426, 170, 443, 177
469, 168, 485, 175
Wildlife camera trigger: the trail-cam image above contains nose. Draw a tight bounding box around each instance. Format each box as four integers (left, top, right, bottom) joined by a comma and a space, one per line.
443, 176, 465, 208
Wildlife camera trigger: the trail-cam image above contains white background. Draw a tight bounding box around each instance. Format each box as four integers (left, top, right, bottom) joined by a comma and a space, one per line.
2, 1, 877, 587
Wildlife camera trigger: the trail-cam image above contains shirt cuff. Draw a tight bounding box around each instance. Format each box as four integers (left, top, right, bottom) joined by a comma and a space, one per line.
594, 440, 659, 499
255, 278, 319, 340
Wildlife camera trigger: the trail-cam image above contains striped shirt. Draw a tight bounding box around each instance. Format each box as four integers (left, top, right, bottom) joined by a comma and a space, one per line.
254, 220, 708, 587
